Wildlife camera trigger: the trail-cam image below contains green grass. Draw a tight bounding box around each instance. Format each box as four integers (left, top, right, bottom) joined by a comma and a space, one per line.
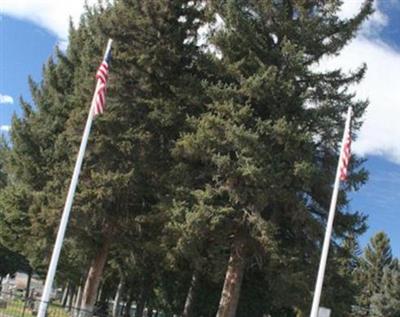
47, 305, 70, 317
0, 298, 70, 317
0, 298, 26, 317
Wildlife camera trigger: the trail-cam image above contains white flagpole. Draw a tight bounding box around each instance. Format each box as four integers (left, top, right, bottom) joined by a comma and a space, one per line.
37, 39, 113, 317
309, 106, 352, 317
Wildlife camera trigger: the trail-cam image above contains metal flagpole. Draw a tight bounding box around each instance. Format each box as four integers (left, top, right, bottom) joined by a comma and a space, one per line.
309, 106, 352, 317
37, 39, 113, 317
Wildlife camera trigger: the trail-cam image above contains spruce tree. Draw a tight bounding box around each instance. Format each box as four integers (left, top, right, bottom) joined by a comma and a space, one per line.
353, 232, 395, 316
1, 1, 208, 315
370, 262, 400, 317
70, 1, 208, 314
174, 1, 372, 316
0, 21, 88, 275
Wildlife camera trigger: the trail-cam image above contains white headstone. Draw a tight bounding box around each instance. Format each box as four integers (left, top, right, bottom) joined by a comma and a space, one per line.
318, 307, 331, 317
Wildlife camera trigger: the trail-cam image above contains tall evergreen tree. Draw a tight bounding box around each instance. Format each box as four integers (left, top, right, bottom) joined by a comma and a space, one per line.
70, 1, 209, 313
1, 1, 209, 315
0, 22, 87, 275
353, 232, 397, 317
174, 1, 372, 316
370, 261, 400, 317
0, 145, 32, 279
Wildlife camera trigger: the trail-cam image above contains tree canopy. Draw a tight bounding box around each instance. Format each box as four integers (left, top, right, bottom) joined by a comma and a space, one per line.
1, 1, 398, 317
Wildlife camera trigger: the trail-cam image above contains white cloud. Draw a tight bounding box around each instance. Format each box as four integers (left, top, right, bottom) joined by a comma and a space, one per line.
0, 0, 96, 40
334, 38, 400, 163
0, 125, 11, 132
318, 2, 400, 163
339, 0, 388, 35
0, 94, 14, 104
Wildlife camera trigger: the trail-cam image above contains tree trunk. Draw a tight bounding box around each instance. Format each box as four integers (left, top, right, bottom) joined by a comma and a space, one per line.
80, 238, 111, 317
96, 282, 104, 303
75, 284, 83, 308
67, 285, 76, 312
62, 282, 70, 307
134, 282, 150, 317
216, 236, 247, 317
98, 280, 109, 306
112, 277, 124, 317
72, 289, 78, 310
124, 292, 133, 317
182, 271, 199, 317
73, 282, 84, 317
134, 298, 146, 317
25, 269, 32, 299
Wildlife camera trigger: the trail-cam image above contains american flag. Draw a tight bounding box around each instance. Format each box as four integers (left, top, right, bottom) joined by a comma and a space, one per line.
93, 48, 111, 116
339, 125, 352, 181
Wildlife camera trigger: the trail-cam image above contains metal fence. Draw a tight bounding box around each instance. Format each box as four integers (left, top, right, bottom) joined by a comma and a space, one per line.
0, 292, 106, 317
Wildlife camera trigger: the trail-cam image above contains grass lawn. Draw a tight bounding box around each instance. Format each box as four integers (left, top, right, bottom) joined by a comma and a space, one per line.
0, 298, 26, 317
0, 298, 69, 317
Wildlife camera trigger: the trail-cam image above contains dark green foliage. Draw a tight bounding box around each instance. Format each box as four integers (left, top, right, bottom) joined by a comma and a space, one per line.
0, 1, 384, 316
2, 0, 210, 311
0, 244, 31, 277
322, 236, 363, 317
353, 232, 399, 317
0, 139, 8, 189
370, 262, 400, 317
0, 139, 32, 279
173, 0, 371, 315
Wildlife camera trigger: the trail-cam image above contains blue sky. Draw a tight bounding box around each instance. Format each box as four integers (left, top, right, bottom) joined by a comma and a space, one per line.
351, 156, 400, 256
0, 1, 399, 258
0, 16, 57, 122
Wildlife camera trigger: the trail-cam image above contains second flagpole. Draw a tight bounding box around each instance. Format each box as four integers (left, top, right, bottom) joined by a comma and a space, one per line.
37, 39, 112, 317
309, 106, 352, 317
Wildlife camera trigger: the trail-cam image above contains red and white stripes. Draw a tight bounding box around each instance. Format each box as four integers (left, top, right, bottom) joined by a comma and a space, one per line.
339, 116, 352, 181
93, 61, 109, 116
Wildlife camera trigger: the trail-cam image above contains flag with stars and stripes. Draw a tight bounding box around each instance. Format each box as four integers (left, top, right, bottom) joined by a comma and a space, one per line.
92, 48, 111, 116
339, 116, 352, 181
